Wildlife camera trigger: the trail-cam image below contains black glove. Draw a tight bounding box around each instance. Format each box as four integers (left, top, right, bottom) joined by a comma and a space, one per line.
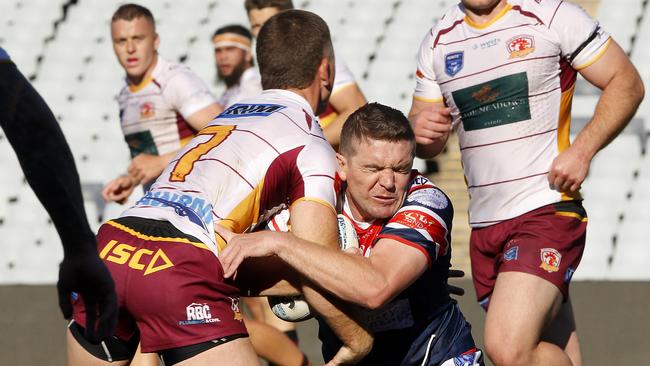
447, 269, 466, 296
57, 250, 118, 344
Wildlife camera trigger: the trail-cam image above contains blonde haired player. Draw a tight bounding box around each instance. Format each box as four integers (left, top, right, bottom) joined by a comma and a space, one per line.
103, 3, 223, 204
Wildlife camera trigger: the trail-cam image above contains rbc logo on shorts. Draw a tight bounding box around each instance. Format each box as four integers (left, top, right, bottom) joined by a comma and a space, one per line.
179, 303, 221, 325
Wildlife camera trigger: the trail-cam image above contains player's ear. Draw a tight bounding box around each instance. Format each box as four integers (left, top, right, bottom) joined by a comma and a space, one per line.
154, 33, 160, 51
336, 153, 348, 181
317, 58, 331, 88
245, 51, 253, 64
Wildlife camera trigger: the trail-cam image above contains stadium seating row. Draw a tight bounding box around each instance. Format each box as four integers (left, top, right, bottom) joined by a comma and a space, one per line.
0, 0, 648, 283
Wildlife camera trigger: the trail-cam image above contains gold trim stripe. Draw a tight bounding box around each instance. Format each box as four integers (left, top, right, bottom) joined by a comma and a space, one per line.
106, 220, 211, 251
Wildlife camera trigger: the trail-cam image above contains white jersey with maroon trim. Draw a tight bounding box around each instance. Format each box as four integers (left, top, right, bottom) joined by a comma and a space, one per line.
414, 0, 610, 227
122, 89, 338, 255
218, 67, 263, 108
118, 57, 217, 159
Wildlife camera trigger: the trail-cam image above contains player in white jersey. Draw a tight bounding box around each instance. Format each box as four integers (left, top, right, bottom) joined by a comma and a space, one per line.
217, 103, 483, 366
409, 1, 644, 365
212, 24, 263, 108
244, 0, 367, 149
102, 4, 223, 204
66, 10, 371, 366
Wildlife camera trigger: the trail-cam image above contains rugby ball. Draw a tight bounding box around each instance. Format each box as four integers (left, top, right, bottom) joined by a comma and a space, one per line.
268, 214, 359, 322
337, 214, 359, 250
268, 296, 313, 322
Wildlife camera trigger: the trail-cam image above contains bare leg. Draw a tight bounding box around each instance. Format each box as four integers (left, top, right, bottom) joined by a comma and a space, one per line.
176, 337, 261, 366
484, 272, 573, 366
541, 299, 582, 366
66, 328, 129, 366
245, 318, 309, 366
128, 343, 161, 366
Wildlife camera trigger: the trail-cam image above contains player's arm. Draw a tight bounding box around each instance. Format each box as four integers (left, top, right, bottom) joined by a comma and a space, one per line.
184, 102, 223, 131
289, 200, 373, 363
324, 83, 366, 149
548, 40, 644, 192
409, 27, 452, 159
217, 201, 373, 363
0, 60, 117, 342
408, 98, 452, 159
222, 229, 428, 309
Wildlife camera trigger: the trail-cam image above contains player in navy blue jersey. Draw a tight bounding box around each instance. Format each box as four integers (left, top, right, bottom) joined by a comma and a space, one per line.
217, 103, 482, 365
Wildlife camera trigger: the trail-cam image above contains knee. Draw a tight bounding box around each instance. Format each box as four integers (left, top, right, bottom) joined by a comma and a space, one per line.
484, 336, 533, 366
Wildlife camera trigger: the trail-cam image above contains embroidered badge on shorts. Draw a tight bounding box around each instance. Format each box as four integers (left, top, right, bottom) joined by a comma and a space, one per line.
445, 51, 464, 76
540, 248, 562, 273
504, 246, 518, 261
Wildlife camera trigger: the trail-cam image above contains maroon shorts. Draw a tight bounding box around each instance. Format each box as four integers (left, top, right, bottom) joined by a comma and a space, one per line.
470, 201, 587, 309
72, 216, 247, 353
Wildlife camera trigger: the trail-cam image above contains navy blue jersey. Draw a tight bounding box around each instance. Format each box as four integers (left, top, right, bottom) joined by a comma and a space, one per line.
320, 173, 482, 365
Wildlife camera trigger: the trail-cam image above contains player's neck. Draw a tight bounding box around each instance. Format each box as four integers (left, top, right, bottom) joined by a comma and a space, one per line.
286, 83, 320, 115
127, 53, 159, 87
463, 0, 509, 27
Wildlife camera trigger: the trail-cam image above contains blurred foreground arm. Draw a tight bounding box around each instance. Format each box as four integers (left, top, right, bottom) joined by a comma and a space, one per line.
0, 59, 117, 343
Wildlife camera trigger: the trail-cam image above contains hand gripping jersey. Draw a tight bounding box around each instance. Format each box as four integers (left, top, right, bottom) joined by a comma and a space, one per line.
320, 173, 479, 365
218, 67, 263, 108
118, 57, 217, 159
414, 0, 610, 227
121, 89, 338, 255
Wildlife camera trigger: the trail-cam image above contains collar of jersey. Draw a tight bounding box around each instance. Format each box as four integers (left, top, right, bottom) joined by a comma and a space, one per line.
261, 89, 314, 116
464, 3, 512, 30
127, 56, 164, 92
343, 195, 375, 230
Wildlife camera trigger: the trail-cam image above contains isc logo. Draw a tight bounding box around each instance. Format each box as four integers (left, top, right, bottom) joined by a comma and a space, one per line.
99, 240, 174, 275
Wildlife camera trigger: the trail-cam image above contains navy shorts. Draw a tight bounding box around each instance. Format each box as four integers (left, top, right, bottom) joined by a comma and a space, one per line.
320, 301, 483, 366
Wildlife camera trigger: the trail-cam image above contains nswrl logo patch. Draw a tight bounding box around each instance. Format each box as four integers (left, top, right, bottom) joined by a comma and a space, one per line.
445, 51, 464, 77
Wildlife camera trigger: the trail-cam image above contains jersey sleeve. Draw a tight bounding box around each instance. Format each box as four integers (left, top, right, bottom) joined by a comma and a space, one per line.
332, 56, 357, 94
0, 47, 10, 61
378, 186, 453, 266
164, 68, 217, 118
549, 1, 611, 70
290, 139, 338, 213
413, 27, 444, 103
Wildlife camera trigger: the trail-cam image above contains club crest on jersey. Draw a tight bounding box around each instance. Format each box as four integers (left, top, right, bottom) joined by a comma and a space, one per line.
444, 51, 464, 76
139, 102, 155, 119
540, 248, 562, 273
220, 103, 286, 118
507, 35, 535, 58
